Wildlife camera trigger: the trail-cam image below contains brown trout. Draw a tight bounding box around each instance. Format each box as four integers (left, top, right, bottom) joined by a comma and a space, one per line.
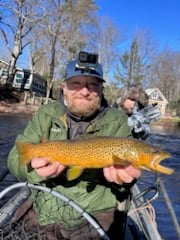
16, 137, 173, 181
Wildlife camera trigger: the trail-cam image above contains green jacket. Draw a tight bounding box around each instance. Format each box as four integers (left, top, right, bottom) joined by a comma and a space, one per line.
7, 101, 131, 229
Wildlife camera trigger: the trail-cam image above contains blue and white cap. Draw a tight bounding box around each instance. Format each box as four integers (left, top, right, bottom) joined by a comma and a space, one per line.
65, 59, 105, 82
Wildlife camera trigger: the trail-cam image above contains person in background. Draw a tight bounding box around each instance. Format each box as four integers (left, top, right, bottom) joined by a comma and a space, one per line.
7, 52, 141, 240
116, 84, 161, 140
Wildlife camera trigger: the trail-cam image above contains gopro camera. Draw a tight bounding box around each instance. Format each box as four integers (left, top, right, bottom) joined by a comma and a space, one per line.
77, 51, 98, 69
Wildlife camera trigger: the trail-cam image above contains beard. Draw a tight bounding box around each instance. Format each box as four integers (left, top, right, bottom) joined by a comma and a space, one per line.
65, 96, 102, 118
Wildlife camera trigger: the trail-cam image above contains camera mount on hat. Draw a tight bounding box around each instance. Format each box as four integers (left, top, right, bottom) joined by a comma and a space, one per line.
76, 51, 99, 70
65, 51, 104, 82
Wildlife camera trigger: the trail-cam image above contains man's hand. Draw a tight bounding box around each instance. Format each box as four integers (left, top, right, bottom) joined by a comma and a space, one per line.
31, 157, 66, 178
103, 165, 141, 185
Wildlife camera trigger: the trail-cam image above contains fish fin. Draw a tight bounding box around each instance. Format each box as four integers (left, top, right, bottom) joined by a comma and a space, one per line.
112, 153, 129, 166
16, 142, 34, 165
67, 167, 84, 181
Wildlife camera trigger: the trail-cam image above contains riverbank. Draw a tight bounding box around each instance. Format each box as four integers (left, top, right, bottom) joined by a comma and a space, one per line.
151, 117, 180, 127
1, 100, 180, 124
0, 101, 39, 115
0, 88, 39, 115
151, 118, 180, 136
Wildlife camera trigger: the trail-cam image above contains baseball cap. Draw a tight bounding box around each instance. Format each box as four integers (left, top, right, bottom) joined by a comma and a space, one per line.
65, 59, 105, 82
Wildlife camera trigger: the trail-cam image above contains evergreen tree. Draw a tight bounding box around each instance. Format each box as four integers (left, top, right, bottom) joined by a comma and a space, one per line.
114, 40, 145, 86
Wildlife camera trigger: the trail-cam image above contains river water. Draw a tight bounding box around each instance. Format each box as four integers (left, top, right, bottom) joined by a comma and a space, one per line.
0, 114, 179, 240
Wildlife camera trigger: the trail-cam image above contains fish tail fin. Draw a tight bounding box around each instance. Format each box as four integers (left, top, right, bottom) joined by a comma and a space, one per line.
16, 142, 34, 165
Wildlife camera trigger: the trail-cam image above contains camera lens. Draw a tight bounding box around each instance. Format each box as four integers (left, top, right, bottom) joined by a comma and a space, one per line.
87, 54, 98, 64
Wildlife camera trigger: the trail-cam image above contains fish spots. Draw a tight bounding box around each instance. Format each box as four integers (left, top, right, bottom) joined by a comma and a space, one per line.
16, 136, 174, 179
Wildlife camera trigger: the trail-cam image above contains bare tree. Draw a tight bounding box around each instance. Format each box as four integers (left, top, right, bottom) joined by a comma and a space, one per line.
86, 16, 123, 84
0, 0, 45, 87
30, 0, 98, 103
132, 29, 158, 87
150, 50, 180, 105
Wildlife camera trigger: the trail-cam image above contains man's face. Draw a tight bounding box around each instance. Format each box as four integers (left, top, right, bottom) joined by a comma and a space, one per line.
61, 76, 103, 118
121, 98, 136, 114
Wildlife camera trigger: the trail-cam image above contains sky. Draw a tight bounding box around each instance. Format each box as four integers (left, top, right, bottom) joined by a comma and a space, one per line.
96, 0, 180, 51
2, 0, 180, 69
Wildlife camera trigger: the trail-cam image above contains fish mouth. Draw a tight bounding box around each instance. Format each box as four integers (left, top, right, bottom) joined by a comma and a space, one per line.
151, 153, 174, 175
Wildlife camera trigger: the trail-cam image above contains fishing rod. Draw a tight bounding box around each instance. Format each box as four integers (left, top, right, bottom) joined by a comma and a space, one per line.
0, 182, 110, 240
0, 168, 9, 182
157, 177, 180, 240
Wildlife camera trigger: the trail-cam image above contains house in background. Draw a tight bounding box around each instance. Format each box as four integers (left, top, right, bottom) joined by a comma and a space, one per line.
145, 88, 168, 116
0, 59, 47, 97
